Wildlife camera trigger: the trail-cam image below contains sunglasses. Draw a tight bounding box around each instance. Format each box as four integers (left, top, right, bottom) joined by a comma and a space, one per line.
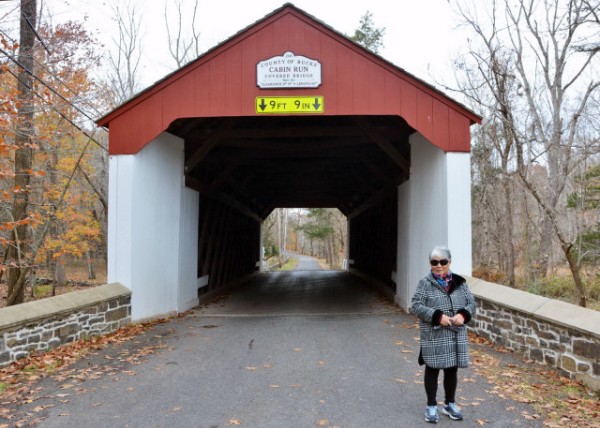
430, 259, 449, 266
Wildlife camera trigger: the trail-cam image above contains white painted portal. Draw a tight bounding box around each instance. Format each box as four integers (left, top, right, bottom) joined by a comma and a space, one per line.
108, 132, 199, 321
108, 130, 471, 319
395, 133, 472, 310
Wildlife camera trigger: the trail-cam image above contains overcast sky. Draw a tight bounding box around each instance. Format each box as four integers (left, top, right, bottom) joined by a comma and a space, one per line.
1, 0, 463, 90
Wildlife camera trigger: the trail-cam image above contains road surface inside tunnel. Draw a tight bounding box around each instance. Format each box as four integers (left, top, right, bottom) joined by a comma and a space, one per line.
197, 260, 398, 317
292, 252, 324, 271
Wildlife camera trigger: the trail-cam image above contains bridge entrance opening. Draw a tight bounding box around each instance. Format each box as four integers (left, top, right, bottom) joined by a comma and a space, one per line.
99, 4, 478, 321
261, 208, 347, 272
165, 115, 405, 304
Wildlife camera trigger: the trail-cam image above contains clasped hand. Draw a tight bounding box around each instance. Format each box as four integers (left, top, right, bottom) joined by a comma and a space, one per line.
440, 314, 464, 327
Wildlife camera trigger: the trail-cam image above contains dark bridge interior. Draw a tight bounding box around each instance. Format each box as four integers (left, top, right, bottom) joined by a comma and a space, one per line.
166, 115, 413, 295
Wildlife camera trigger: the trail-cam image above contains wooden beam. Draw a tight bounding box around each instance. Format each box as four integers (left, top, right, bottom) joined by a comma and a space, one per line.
186, 176, 263, 223
221, 126, 364, 140
346, 184, 397, 220
354, 117, 409, 176
185, 118, 237, 173
214, 146, 369, 159
205, 160, 241, 193
220, 137, 370, 149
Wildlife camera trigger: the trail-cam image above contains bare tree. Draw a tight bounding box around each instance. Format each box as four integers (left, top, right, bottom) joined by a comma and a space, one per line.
453, 0, 600, 306
449, 1, 527, 286
510, 0, 599, 306
164, 0, 202, 69
107, 0, 143, 106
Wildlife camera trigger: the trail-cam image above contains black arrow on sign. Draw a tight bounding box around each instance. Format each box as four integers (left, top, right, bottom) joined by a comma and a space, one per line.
258, 99, 267, 111
312, 97, 321, 111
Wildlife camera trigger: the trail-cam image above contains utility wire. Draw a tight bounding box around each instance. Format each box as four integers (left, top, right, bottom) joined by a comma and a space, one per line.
23, 14, 49, 53
0, 11, 112, 152
0, 45, 105, 127
2, 63, 108, 152
0, 27, 105, 118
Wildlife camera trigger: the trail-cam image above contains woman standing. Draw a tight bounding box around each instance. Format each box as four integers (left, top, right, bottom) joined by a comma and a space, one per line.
411, 246, 476, 423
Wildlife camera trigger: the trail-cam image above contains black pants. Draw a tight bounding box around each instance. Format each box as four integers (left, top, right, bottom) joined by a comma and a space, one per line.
424, 365, 458, 406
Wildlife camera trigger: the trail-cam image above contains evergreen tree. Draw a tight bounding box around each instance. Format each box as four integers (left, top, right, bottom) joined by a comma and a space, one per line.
351, 11, 386, 54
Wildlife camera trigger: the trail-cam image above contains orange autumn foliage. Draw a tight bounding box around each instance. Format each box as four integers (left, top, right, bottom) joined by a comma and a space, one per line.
0, 19, 107, 281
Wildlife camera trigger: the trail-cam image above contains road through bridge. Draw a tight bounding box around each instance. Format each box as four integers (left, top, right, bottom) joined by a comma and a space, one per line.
7, 267, 543, 428
97, 4, 480, 321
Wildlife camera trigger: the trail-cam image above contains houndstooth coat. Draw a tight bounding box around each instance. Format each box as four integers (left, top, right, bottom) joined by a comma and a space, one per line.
411, 272, 476, 369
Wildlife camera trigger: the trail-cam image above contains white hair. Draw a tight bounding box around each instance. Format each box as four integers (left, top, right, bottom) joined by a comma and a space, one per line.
429, 246, 451, 260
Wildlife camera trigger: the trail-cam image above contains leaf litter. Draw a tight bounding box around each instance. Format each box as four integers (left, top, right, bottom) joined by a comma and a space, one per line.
0, 317, 171, 427
468, 332, 600, 427
2, 314, 598, 427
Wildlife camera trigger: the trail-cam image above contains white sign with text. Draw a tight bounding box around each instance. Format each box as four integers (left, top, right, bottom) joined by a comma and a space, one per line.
257, 51, 322, 89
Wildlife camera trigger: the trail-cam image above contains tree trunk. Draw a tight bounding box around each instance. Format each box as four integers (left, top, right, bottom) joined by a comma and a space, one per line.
501, 172, 516, 287
87, 249, 96, 280
277, 209, 282, 266
329, 236, 337, 268
283, 209, 288, 256
29, 267, 37, 297
54, 255, 67, 295
6, 0, 37, 306
564, 244, 587, 308
537, 216, 553, 279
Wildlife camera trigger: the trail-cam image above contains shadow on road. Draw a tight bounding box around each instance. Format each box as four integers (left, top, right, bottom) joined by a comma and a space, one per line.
197, 270, 399, 317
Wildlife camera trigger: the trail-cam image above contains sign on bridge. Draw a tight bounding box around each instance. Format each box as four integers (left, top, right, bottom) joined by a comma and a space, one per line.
255, 96, 324, 114
256, 51, 322, 89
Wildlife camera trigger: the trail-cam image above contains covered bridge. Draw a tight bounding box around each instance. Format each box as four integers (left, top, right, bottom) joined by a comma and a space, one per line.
97, 3, 480, 321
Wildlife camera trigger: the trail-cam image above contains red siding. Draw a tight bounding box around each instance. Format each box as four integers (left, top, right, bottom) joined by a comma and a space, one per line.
225, 49, 243, 116
352, 53, 369, 113
193, 65, 210, 115
163, 72, 195, 127
416, 90, 433, 141
399, 81, 417, 126
383, 75, 401, 113
99, 6, 479, 154
433, 100, 450, 151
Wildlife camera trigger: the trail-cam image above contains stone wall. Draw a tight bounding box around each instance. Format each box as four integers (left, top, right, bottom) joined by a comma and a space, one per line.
467, 277, 600, 392
0, 283, 131, 367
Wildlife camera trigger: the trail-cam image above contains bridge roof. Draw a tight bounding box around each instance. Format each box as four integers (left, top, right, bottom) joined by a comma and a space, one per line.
97, 3, 481, 217
97, 3, 480, 155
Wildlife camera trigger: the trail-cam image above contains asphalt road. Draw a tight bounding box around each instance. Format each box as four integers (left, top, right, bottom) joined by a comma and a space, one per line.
2, 271, 544, 428
292, 253, 323, 271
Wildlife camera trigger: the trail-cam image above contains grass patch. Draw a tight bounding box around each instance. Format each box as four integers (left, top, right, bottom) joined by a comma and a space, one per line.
0, 382, 7, 394
32, 284, 53, 298
273, 257, 298, 271
515, 273, 600, 309
525, 276, 574, 299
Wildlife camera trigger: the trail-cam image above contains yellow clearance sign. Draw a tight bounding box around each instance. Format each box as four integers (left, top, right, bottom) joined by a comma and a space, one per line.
256, 96, 324, 114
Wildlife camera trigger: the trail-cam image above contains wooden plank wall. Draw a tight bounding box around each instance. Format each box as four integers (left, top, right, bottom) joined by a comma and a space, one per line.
348, 191, 398, 289
197, 197, 260, 294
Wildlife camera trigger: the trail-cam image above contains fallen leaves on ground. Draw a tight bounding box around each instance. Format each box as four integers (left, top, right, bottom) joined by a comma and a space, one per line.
0, 318, 169, 427
469, 332, 600, 427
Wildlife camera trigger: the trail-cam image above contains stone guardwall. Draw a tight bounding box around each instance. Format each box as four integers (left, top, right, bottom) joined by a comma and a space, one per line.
0, 283, 131, 367
467, 277, 600, 392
